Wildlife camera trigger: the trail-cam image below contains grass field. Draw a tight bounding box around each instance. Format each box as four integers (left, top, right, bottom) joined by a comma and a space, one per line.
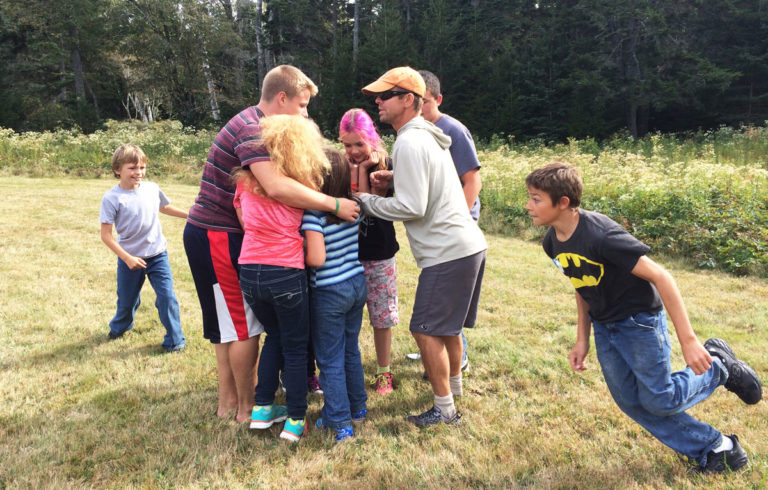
0, 177, 766, 489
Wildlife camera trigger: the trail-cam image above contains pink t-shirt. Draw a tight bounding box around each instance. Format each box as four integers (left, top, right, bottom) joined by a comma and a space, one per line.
234, 181, 305, 269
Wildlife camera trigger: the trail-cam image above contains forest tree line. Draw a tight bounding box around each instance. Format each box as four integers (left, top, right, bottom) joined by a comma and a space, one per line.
1, 0, 767, 141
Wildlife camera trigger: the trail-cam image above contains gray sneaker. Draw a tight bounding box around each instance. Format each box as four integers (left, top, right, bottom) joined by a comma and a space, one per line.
406, 405, 462, 427
704, 338, 762, 405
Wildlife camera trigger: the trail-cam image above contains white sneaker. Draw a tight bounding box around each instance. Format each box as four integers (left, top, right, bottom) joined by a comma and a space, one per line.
406, 352, 421, 360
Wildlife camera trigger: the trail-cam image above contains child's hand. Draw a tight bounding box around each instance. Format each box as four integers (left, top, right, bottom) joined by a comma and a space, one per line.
359, 151, 381, 169
681, 340, 713, 375
336, 197, 361, 222
125, 255, 147, 270
569, 340, 589, 372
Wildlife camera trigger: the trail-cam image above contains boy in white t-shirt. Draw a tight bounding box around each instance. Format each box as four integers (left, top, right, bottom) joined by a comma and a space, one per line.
99, 144, 187, 352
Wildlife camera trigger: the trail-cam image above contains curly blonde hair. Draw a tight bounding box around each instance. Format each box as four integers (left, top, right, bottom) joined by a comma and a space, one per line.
234, 115, 330, 195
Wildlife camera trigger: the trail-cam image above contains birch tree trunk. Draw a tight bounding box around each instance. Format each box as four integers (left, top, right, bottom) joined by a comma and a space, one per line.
255, 0, 266, 86
70, 46, 86, 100
353, 0, 360, 65
202, 55, 221, 122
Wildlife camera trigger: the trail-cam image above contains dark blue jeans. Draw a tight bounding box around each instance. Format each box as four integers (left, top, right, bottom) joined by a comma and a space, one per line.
310, 273, 368, 430
592, 310, 727, 466
240, 264, 309, 420
110, 252, 185, 350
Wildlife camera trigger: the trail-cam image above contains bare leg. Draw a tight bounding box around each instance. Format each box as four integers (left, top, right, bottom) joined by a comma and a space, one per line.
214, 343, 238, 417
444, 334, 463, 377
413, 332, 454, 397
230, 335, 260, 423
373, 327, 392, 368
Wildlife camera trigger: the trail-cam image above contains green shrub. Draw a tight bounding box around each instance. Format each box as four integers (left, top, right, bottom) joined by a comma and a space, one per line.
3, 120, 768, 276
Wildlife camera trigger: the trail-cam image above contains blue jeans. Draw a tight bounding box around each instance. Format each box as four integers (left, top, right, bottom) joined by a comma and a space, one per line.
310, 273, 368, 430
592, 310, 727, 466
110, 252, 185, 350
461, 330, 468, 363
240, 264, 309, 420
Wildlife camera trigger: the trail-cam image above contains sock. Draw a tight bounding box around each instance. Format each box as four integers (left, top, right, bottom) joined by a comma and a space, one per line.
377, 365, 390, 375
434, 393, 456, 419
449, 374, 463, 397
713, 435, 734, 453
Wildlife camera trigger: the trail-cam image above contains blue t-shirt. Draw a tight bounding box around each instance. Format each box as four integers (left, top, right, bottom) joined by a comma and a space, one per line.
99, 181, 170, 258
301, 211, 364, 288
435, 114, 481, 220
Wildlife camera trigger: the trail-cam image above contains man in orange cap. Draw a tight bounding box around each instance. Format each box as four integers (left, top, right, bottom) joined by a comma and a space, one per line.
357, 67, 487, 426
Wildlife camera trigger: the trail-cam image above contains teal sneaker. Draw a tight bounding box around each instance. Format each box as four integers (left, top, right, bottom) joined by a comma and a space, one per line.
280, 417, 307, 442
250, 405, 288, 429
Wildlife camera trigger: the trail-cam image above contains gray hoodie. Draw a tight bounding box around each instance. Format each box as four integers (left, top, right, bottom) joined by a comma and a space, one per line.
359, 116, 487, 268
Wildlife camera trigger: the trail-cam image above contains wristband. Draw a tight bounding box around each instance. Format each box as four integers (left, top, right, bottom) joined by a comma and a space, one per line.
333, 197, 340, 215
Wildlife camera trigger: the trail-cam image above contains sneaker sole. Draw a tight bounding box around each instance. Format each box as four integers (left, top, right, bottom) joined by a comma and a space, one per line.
280, 428, 306, 442
250, 415, 288, 429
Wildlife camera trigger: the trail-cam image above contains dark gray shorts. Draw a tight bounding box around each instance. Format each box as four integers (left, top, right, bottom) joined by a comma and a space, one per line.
409, 250, 486, 337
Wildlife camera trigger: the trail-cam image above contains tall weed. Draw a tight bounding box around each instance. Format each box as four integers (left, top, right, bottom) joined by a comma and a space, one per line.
2, 121, 768, 275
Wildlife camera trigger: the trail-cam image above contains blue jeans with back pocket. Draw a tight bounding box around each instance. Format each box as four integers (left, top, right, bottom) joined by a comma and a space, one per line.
310, 273, 368, 430
240, 264, 309, 420
592, 310, 728, 466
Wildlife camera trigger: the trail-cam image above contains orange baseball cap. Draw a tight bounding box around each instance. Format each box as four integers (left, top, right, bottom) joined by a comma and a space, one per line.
362, 66, 426, 97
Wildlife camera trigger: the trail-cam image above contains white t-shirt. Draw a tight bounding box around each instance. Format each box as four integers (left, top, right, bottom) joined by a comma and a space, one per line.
99, 181, 170, 258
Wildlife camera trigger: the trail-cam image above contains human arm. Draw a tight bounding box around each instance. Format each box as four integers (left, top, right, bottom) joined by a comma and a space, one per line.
368, 169, 393, 196
100, 223, 146, 270
631, 255, 713, 374
460, 168, 482, 211
304, 229, 326, 267
248, 161, 360, 221
569, 292, 592, 372
356, 151, 385, 196
358, 139, 428, 221
159, 204, 188, 219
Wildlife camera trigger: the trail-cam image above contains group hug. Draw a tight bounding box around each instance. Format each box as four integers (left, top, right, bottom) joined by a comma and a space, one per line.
99, 65, 762, 475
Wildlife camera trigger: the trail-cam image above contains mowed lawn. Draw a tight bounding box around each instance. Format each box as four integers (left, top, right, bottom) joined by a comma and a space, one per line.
0, 177, 766, 489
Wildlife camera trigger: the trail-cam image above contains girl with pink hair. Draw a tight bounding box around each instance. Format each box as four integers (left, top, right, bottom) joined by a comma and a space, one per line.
339, 108, 400, 395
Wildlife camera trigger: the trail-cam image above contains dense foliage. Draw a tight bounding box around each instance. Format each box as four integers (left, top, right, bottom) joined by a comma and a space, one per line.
480, 126, 768, 276
2, 121, 767, 276
2, 1, 768, 140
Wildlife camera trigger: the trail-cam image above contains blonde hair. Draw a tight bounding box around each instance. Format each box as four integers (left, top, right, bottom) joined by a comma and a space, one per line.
111, 144, 147, 177
235, 115, 329, 195
260, 65, 318, 101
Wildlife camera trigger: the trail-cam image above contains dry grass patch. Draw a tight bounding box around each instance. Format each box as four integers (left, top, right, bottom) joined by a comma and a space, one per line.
0, 177, 766, 489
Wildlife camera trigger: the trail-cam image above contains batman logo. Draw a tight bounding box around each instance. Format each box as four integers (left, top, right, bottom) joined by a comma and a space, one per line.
553, 253, 604, 289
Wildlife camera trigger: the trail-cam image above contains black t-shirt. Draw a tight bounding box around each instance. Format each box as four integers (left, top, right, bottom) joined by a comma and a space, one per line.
358, 157, 399, 261
543, 209, 662, 322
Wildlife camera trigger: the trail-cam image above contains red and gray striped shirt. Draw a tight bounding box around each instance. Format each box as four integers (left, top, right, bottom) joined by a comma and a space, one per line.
187, 106, 271, 232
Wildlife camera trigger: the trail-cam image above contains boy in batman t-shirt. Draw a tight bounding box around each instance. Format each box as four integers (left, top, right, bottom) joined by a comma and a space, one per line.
525, 162, 762, 474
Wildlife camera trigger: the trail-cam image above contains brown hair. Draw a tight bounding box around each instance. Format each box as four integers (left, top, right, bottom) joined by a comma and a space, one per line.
525, 162, 582, 208
321, 148, 353, 225
260, 65, 318, 102
111, 144, 147, 178
418, 69, 441, 98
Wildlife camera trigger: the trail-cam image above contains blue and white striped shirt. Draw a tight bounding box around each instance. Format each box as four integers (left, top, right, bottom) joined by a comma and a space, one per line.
301, 210, 364, 288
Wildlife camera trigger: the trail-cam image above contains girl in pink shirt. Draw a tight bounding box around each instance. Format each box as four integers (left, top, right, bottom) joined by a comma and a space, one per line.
234, 115, 330, 442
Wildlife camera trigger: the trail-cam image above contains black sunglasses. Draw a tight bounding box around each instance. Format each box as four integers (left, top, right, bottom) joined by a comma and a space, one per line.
378, 89, 412, 101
